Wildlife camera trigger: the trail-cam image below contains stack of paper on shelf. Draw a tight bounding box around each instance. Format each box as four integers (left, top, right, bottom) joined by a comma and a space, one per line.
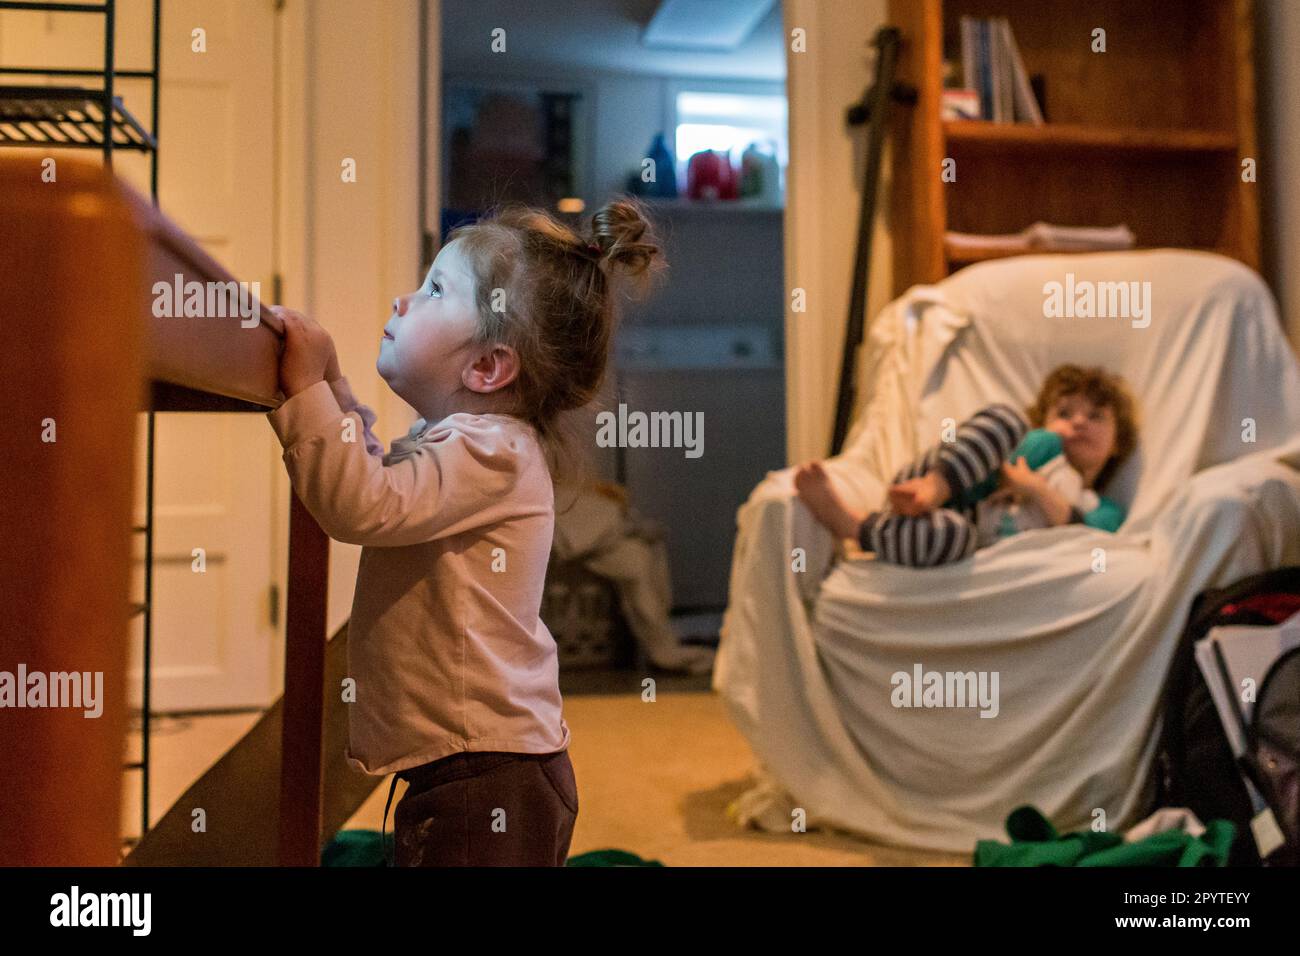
945, 222, 1137, 255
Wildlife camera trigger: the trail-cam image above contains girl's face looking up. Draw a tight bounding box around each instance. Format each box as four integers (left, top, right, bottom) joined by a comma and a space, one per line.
1044, 392, 1118, 486
377, 239, 518, 423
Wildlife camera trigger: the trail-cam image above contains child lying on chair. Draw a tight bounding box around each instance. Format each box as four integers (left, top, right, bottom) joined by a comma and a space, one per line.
795, 365, 1139, 567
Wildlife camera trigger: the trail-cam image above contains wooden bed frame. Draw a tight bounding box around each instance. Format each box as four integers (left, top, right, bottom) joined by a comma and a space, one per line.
1, 155, 329, 866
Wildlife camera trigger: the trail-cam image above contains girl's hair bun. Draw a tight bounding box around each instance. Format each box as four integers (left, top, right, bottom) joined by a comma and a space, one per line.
442, 194, 667, 485
588, 197, 663, 282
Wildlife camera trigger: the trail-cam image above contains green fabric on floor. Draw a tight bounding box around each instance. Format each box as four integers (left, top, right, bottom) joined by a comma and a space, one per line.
974, 806, 1235, 867
565, 849, 664, 867
322, 829, 395, 867
322, 831, 663, 867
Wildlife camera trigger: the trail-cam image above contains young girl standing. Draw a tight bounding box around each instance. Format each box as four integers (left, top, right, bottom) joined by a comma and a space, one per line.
266, 199, 662, 866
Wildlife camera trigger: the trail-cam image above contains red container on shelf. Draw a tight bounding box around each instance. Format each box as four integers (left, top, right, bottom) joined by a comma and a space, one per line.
686, 149, 738, 201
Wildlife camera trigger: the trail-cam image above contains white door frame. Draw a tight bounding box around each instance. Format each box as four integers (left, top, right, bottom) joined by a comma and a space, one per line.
781, 0, 890, 465
271, 0, 428, 687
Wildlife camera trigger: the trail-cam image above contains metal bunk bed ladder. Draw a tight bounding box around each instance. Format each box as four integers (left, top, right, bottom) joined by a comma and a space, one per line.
0, 0, 162, 852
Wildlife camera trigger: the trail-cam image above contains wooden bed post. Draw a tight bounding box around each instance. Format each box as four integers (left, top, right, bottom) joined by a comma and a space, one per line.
0, 157, 143, 866
4, 155, 338, 864
279, 494, 330, 866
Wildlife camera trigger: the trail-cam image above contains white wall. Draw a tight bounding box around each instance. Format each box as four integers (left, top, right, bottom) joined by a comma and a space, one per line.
782, 0, 889, 465
277, 0, 423, 645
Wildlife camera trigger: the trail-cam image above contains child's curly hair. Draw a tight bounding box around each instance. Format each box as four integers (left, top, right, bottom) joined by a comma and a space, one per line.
1025, 364, 1139, 492
444, 196, 665, 483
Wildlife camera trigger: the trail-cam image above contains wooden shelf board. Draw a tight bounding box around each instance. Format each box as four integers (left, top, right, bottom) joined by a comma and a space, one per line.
642, 196, 784, 214
945, 243, 1228, 266
943, 121, 1238, 154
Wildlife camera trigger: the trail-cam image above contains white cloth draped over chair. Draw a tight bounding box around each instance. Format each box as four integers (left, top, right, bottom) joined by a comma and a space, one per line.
715, 250, 1300, 852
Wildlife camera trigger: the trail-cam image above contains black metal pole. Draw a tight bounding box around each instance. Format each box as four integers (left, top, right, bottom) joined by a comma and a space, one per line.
830, 27, 904, 457
140, 406, 155, 839
102, 0, 113, 166
0, 66, 154, 78
0, 1, 108, 10
139, 0, 161, 842
149, 0, 160, 201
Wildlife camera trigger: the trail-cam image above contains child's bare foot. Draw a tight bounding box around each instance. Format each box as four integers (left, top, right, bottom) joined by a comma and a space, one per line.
794, 461, 864, 540
888, 472, 952, 516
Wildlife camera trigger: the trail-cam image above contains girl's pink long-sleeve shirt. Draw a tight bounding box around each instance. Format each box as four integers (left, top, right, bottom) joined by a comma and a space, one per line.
267, 377, 569, 776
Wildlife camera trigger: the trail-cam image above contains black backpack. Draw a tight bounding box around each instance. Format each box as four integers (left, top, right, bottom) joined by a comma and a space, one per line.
1154, 566, 1300, 866
1239, 646, 1300, 865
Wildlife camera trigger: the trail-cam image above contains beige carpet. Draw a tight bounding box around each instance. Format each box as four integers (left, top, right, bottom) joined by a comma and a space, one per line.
342, 690, 969, 867
126, 690, 969, 865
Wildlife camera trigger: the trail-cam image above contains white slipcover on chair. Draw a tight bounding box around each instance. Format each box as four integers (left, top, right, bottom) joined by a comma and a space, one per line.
714, 250, 1300, 852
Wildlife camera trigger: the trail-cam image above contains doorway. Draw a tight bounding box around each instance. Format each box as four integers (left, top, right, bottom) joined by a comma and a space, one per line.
439, 0, 789, 625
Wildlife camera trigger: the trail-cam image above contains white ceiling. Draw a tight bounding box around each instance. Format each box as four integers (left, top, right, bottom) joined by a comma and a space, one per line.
441, 0, 786, 81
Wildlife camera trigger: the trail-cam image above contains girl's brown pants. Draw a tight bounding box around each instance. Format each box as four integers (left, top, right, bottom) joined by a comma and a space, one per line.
389, 749, 578, 867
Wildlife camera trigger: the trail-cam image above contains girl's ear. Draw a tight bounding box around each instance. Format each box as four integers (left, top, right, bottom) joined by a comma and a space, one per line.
463, 343, 520, 394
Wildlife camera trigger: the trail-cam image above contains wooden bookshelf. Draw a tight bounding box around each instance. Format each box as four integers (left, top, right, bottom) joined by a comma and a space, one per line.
887, 0, 1259, 295
942, 121, 1239, 155
945, 240, 1232, 266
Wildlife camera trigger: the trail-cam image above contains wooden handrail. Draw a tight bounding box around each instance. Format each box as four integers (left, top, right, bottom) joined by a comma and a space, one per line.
120, 179, 285, 411
125, 170, 332, 864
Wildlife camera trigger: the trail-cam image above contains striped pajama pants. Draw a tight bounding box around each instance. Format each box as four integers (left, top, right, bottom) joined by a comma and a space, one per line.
858, 403, 1028, 567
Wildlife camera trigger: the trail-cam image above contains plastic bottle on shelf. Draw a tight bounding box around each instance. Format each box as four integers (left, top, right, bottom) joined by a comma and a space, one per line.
740, 144, 764, 198
686, 149, 738, 201
741, 141, 782, 203
645, 132, 677, 198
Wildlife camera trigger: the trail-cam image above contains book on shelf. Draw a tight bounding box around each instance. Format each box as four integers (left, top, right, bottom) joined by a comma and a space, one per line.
945, 222, 1136, 255
958, 16, 1044, 124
